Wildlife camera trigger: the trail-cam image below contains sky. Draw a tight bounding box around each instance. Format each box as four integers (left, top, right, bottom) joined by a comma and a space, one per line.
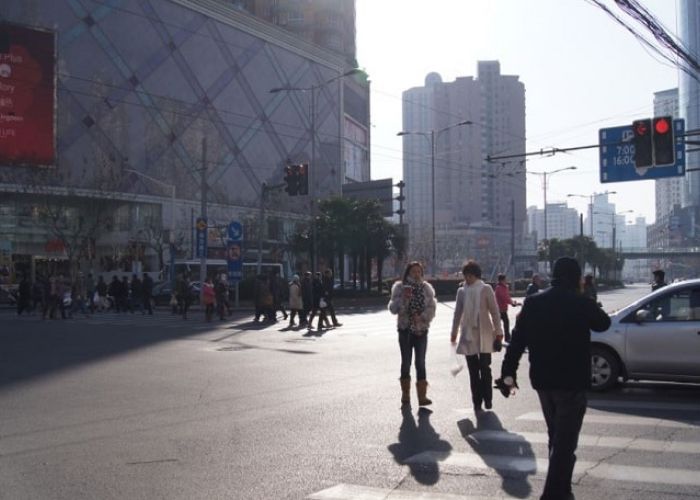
355, 0, 680, 225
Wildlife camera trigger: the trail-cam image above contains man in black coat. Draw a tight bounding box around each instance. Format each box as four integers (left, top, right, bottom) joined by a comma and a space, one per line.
498, 257, 611, 500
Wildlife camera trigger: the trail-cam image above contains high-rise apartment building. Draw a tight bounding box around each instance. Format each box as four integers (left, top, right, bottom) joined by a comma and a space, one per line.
654, 89, 683, 221
231, 0, 357, 67
679, 0, 700, 208
584, 194, 626, 249
401, 62, 526, 272
527, 203, 580, 243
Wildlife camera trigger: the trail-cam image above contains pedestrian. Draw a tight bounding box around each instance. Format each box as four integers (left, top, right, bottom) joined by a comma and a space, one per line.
130, 274, 144, 314
203, 277, 215, 322
71, 275, 90, 318
494, 273, 518, 343
108, 276, 121, 312
32, 276, 45, 314
214, 276, 228, 320
56, 275, 69, 320
526, 274, 543, 296
44, 275, 57, 320
389, 261, 437, 406
497, 257, 611, 500
85, 273, 96, 313
308, 272, 331, 331
450, 261, 504, 413
582, 274, 598, 304
300, 272, 313, 328
142, 273, 154, 315
121, 276, 132, 313
269, 269, 288, 321
652, 269, 667, 292
96, 276, 108, 312
16, 274, 31, 316
288, 275, 303, 328
322, 269, 342, 327
175, 274, 191, 320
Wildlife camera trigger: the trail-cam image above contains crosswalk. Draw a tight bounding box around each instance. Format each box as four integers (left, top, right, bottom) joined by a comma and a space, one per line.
308, 398, 700, 499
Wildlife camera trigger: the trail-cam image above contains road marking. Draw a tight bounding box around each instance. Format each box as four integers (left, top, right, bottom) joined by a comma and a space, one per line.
516, 411, 700, 428
404, 450, 700, 486
469, 430, 700, 454
308, 483, 505, 500
588, 399, 700, 413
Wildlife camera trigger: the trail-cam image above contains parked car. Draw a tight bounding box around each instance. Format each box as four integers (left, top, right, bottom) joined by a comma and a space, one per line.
591, 279, 700, 391
152, 281, 201, 306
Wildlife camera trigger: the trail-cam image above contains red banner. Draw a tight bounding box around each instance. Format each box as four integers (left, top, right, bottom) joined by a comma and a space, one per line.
0, 23, 56, 167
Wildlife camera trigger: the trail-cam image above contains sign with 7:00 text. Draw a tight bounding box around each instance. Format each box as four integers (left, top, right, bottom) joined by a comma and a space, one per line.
599, 119, 685, 183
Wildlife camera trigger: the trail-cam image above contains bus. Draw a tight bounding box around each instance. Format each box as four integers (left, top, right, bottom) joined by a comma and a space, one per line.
164, 260, 285, 283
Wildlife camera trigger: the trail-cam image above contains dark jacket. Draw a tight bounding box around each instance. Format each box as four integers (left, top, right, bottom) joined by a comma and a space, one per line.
501, 286, 611, 391
322, 275, 334, 300
312, 278, 324, 308
301, 278, 313, 310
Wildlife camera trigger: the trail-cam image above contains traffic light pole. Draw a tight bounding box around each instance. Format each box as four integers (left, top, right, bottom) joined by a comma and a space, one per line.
257, 181, 286, 275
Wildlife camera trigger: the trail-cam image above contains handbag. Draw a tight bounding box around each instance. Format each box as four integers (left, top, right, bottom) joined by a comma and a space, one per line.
493, 337, 503, 352
319, 298, 328, 309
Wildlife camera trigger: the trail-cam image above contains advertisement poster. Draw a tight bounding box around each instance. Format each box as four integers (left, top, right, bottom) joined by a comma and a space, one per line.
0, 22, 56, 167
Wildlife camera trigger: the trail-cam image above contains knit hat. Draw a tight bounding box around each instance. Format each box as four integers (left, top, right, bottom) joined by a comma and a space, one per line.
552, 257, 581, 289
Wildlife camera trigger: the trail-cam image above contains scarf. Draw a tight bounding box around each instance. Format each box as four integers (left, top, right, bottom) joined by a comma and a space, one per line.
464, 279, 485, 329
405, 279, 426, 334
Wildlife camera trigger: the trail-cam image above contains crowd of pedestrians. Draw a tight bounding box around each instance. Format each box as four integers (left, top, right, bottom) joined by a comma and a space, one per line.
14, 272, 156, 319
389, 258, 612, 500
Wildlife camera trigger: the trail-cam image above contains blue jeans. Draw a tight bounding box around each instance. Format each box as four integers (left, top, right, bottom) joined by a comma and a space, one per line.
398, 329, 427, 381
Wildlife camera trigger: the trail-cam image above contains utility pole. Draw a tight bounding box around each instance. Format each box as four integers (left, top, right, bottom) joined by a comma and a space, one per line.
431, 130, 437, 277
510, 199, 516, 288
257, 182, 267, 275
199, 137, 207, 299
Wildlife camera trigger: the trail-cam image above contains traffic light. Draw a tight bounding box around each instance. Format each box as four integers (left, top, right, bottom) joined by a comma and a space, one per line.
653, 116, 675, 166
633, 119, 653, 168
284, 165, 299, 196
297, 164, 309, 195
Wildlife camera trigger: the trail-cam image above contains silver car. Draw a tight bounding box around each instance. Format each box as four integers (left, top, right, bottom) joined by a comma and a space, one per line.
591, 279, 700, 391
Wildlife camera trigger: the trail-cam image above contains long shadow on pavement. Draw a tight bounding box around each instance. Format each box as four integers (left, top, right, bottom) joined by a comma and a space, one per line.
458, 411, 534, 498
387, 406, 452, 486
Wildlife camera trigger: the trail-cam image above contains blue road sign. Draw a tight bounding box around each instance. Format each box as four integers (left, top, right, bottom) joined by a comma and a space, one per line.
599, 119, 685, 183
195, 217, 207, 259
226, 221, 243, 283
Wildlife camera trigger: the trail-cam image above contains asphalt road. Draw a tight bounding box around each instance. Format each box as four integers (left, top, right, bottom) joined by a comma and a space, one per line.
1, 284, 699, 500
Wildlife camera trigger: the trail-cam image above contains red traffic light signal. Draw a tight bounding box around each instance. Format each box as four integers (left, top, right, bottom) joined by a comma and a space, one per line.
633, 119, 653, 168
653, 116, 675, 166
297, 163, 309, 196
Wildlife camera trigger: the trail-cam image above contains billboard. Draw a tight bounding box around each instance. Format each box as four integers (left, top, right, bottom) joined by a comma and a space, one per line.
0, 22, 56, 167
342, 178, 394, 217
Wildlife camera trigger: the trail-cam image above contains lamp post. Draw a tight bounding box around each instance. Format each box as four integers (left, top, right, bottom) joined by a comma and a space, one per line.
527, 166, 577, 267
125, 168, 176, 285
567, 191, 617, 238
270, 68, 361, 272
397, 120, 473, 276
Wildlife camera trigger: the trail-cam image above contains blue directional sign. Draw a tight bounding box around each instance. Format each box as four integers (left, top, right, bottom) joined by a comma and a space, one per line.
226, 221, 243, 283
195, 217, 207, 259
599, 119, 685, 183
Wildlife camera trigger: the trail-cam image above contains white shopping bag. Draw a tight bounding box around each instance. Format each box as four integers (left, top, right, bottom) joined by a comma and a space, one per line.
450, 343, 465, 377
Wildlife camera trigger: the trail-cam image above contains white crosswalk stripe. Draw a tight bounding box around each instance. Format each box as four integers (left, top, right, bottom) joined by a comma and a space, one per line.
308, 483, 505, 500
469, 430, 700, 454
516, 411, 700, 428
309, 401, 700, 499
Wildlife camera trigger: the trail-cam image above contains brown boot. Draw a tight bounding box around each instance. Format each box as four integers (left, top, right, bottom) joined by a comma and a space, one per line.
400, 378, 411, 404
416, 380, 432, 406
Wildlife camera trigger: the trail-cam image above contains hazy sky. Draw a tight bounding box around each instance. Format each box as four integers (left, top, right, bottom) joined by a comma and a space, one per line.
355, 0, 679, 224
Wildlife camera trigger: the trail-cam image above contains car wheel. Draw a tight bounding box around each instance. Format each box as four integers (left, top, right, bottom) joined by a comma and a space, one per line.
590, 346, 620, 392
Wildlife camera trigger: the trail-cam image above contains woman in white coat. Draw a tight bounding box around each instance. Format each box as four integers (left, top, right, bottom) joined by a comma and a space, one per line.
288, 275, 304, 328
450, 261, 504, 412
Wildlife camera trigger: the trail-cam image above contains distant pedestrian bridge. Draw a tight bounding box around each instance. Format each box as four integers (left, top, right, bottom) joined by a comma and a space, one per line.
620, 247, 700, 259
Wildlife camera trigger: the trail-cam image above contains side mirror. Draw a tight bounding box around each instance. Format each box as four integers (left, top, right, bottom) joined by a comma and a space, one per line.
635, 309, 651, 323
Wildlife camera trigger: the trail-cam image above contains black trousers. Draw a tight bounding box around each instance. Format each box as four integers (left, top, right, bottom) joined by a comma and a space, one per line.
537, 390, 587, 500
398, 329, 427, 380
500, 311, 511, 342
466, 353, 492, 407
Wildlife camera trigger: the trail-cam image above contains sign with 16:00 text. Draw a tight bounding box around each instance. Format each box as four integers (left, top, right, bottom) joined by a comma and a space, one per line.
599, 119, 685, 183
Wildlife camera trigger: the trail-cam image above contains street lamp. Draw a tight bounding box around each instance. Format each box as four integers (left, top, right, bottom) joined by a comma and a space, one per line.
124, 169, 176, 285
567, 191, 617, 237
528, 166, 577, 247
270, 68, 361, 272
397, 120, 473, 276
